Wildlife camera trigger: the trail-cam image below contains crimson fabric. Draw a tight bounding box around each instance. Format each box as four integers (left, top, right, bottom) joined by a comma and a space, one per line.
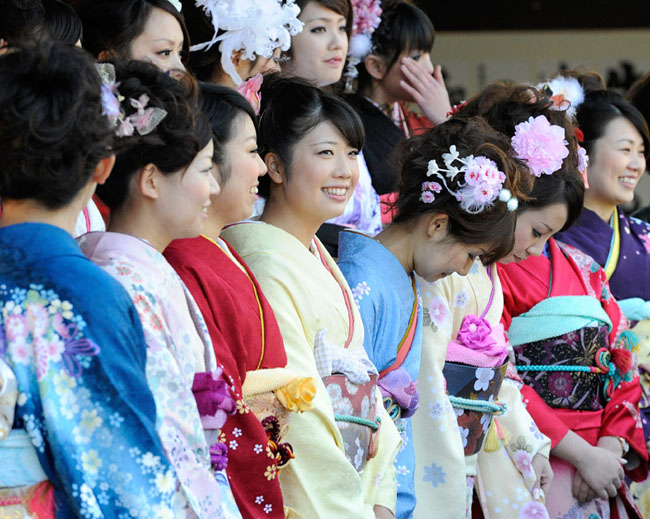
498, 238, 648, 482
400, 102, 435, 137
165, 236, 287, 519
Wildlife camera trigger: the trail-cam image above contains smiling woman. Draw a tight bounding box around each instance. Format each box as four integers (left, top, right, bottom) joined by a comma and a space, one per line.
222, 74, 402, 519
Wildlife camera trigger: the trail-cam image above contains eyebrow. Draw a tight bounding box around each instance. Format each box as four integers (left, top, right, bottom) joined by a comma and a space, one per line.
305, 16, 346, 24
616, 138, 638, 145
542, 222, 553, 232
153, 38, 176, 44
311, 140, 338, 146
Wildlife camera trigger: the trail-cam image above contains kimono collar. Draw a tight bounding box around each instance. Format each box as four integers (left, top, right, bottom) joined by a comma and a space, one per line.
0, 223, 85, 267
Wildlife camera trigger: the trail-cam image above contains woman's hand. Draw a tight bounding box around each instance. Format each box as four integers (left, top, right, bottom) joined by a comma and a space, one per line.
531, 453, 553, 495
573, 445, 625, 501
373, 505, 395, 519
399, 59, 451, 125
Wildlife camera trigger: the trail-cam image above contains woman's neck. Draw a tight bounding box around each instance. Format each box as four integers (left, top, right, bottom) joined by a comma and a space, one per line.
202, 210, 227, 241
374, 223, 415, 275
108, 205, 170, 252
261, 197, 320, 249
583, 193, 617, 223
361, 81, 396, 115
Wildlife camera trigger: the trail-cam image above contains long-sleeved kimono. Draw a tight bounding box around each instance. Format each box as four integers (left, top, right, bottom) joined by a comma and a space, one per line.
412, 261, 551, 519
556, 207, 650, 514
0, 223, 176, 518
498, 237, 648, 519
222, 221, 401, 519
163, 235, 289, 519
79, 231, 241, 519
337, 230, 423, 519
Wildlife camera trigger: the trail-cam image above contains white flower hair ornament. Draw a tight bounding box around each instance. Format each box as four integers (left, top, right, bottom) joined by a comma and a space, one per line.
190, 0, 303, 86
422, 145, 517, 213
96, 63, 168, 137
536, 76, 585, 119
511, 115, 570, 177
344, 0, 382, 90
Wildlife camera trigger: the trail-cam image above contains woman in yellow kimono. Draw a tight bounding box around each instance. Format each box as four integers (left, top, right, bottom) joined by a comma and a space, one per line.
412, 83, 583, 519
222, 74, 401, 519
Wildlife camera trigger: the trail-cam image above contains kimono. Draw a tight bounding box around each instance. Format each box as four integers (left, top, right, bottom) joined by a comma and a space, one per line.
498, 237, 648, 519
222, 221, 401, 519
412, 262, 550, 519
556, 208, 650, 515
163, 235, 290, 519
337, 231, 423, 519
79, 231, 241, 519
0, 223, 176, 518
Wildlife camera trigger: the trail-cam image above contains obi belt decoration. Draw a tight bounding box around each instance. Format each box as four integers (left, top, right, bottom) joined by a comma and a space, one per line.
509, 295, 636, 410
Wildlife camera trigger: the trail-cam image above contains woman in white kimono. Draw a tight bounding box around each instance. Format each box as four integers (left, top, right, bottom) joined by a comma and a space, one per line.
411, 83, 583, 519
222, 73, 401, 519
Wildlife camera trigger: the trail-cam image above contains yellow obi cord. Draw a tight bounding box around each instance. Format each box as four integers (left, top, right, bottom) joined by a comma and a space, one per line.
604, 210, 621, 281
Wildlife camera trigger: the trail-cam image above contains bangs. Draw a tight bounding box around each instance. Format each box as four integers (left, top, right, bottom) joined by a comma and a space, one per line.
322, 97, 365, 151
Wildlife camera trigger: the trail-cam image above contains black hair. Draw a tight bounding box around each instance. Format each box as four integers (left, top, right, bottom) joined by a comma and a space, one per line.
200, 82, 258, 183
76, 0, 189, 63
394, 117, 530, 264
627, 71, 650, 133
257, 73, 364, 198
577, 89, 650, 162
1, 0, 82, 45
0, 41, 112, 208
96, 60, 212, 210
453, 81, 585, 232
356, 0, 434, 93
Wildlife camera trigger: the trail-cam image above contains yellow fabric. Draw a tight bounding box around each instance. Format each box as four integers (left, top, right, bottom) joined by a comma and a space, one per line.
242, 368, 301, 397
413, 264, 551, 519
604, 209, 621, 280
223, 222, 401, 519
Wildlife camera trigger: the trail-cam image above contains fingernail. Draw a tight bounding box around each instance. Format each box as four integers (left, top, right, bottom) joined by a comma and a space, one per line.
620, 458, 628, 464
532, 488, 540, 500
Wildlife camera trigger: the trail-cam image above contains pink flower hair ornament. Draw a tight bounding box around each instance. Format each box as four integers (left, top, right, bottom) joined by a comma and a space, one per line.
424, 145, 518, 213
511, 115, 569, 177
96, 63, 168, 138
345, 0, 382, 89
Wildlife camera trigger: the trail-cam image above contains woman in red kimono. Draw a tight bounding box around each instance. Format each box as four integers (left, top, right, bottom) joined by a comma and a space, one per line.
164, 85, 314, 519
499, 235, 648, 518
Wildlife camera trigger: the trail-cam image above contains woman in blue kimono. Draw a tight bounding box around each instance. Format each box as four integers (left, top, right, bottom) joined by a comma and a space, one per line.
337, 116, 532, 519
0, 42, 176, 518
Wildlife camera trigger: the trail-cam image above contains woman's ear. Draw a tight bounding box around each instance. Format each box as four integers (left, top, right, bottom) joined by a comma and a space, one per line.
426, 213, 450, 241
364, 53, 388, 81
92, 154, 116, 185
137, 163, 162, 200
265, 152, 285, 185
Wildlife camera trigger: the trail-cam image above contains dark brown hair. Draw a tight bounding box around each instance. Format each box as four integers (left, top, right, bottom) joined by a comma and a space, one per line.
0, 41, 113, 208
453, 82, 584, 232
394, 117, 532, 264
96, 60, 212, 210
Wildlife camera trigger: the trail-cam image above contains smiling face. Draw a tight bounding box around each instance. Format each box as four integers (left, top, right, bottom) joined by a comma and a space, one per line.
129, 7, 185, 76
211, 114, 267, 224
282, 2, 348, 86
276, 120, 359, 225
498, 203, 569, 264
156, 140, 217, 240
584, 116, 646, 215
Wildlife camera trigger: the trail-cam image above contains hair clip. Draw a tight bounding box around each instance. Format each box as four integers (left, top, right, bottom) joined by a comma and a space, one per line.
536, 76, 585, 119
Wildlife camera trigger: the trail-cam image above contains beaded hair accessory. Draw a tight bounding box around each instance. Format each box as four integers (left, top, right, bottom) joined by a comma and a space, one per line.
96, 63, 167, 137
190, 0, 303, 86
344, 0, 382, 90
511, 115, 570, 177
422, 145, 518, 213
536, 76, 585, 119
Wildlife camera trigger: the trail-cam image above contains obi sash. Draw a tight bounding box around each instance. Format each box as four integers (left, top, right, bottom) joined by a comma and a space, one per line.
443, 362, 508, 456
313, 240, 382, 472
510, 295, 634, 411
